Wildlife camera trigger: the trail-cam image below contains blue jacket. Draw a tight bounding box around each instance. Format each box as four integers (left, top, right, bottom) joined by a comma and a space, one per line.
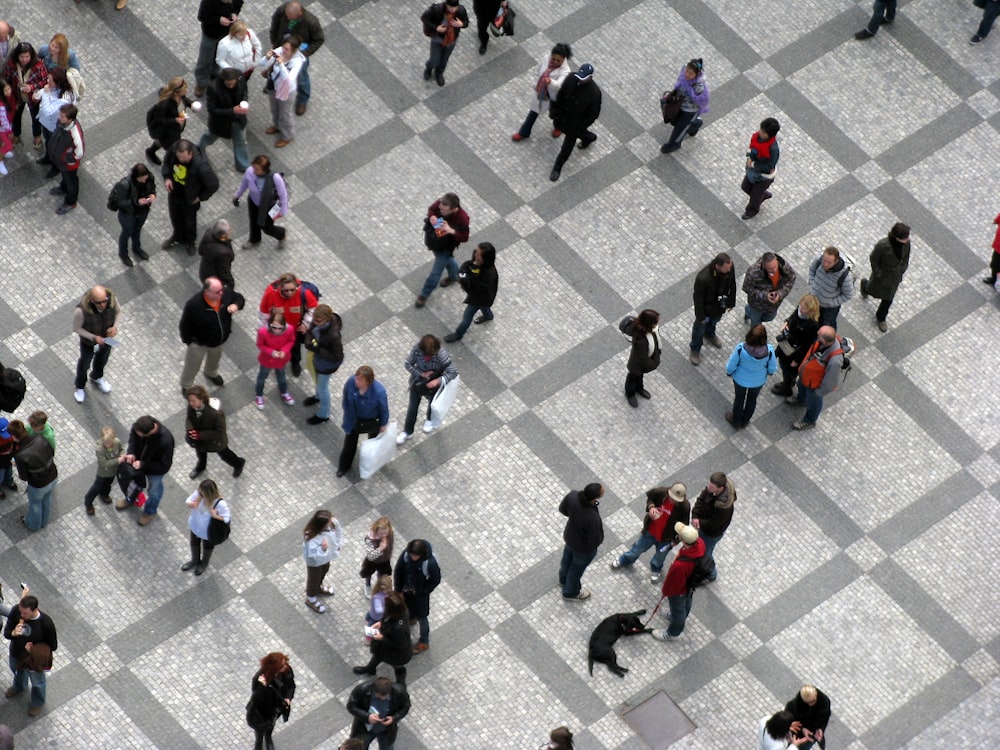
341, 377, 389, 433
726, 343, 776, 388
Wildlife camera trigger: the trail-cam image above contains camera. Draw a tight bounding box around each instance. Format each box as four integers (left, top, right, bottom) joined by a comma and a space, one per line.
776, 332, 787, 342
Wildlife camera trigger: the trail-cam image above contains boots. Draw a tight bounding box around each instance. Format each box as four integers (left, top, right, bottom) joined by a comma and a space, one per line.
194, 545, 213, 575
181, 540, 201, 571
145, 143, 162, 165
771, 375, 794, 396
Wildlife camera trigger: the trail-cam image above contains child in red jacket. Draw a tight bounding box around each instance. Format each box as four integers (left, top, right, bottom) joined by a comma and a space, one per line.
254, 311, 296, 409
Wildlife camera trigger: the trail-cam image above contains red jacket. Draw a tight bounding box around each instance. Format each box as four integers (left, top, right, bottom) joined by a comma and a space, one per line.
258, 280, 318, 328
661, 538, 706, 597
993, 212, 1000, 253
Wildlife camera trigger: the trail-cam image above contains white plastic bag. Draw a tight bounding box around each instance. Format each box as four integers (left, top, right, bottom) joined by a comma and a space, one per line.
429, 376, 460, 428
359, 421, 397, 480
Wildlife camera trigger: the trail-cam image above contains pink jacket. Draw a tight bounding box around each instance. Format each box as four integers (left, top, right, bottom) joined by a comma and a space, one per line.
256, 324, 295, 369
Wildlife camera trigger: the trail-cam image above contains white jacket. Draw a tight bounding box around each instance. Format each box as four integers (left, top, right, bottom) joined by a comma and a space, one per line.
216, 29, 263, 73
528, 54, 572, 114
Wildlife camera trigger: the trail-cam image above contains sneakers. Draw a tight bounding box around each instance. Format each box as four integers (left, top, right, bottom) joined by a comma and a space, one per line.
422, 421, 435, 434
689, 350, 701, 366
90, 377, 112, 393
73, 388, 86, 403
877, 320, 888, 332
281, 392, 295, 406
651, 629, 676, 641
650, 571, 661, 583
610, 559, 622, 570
255, 396, 265, 410
785, 395, 802, 405
396, 431, 411, 446
791, 420, 816, 431
563, 590, 591, 601
364, 581, 372, 599
854, 29, 875, 40
511, 133, 526, 142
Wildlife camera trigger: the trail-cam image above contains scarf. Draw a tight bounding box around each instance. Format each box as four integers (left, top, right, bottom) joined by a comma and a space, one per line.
442, 9, 457, 46
535, 60, 559, 98
749, 132, 773, 161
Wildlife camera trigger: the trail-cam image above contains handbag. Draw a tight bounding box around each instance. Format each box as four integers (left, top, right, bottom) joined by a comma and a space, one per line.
207, 499, 231, 545
660, 88, 682, 124
777, 338, 796, 357
429, 375, 460, 428
359, 421, 398, 480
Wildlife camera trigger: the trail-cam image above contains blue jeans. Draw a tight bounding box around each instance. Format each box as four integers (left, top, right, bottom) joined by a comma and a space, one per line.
426, 41, 456, 73
24, 480, 55, 530
415, 615, 429, 645
195, 34, 220, 87
453, 304, 493, 339
117, 211, 148, 257
420, 251, 459, 298
700, 532, 722, 580
744, 304, 777, 327
559, 546, 596, 597
689, 316, 721, 352
314, 372, 332, 419
666, 592, 693, 637
794, 384, 825, 425
297, 56, 311, 105
818, 305, 840, 329
143, 474, 164, 515
8, 654, 46, 707
978, 1, 1000, 37
255, 365, 289, 397
198, 125, 249, 171
618, 531, 672, 573
866, 0, 896, 33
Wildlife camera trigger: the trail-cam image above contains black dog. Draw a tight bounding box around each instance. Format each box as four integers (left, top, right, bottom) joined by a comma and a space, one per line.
588, 609, 651, 677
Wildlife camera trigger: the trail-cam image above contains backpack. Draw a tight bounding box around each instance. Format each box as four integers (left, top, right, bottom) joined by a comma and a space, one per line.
106, 178, 128, 212
800, 336, 855, 388
679, 553, 716, 591
0, 364, 26, 413
300, 280, 321, 307
618, 314, 636, 341
837, 251, 857, 290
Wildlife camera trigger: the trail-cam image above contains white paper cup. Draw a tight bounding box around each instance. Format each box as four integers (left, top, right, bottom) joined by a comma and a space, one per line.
239, 100, 249, 110
191, 101, 202, 112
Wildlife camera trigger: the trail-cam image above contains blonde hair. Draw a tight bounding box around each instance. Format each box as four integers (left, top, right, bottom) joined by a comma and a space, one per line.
372, 575, 393, 595
158, 76, 187, 102
100, 426, 117, 445
800, 685, 817, 702
370, 516, 393, 536
798, 294, 820, 322
229, 20, 248, 37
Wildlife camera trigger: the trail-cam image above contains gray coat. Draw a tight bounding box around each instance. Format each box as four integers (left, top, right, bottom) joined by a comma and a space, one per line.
808, 255, 855, 308
865, 235, 910, 299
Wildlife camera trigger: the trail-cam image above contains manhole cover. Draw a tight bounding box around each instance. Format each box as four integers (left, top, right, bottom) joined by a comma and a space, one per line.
623, 691, 696, 750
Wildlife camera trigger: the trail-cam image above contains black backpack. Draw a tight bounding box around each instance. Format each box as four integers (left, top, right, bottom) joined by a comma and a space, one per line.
106, 178, 128, 212
0, 363, 26, 413
618, 314, 636, 340
679, 553, 716, 590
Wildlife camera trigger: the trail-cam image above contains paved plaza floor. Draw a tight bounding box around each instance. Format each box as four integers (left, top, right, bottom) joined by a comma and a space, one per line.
0, 0, 998, 747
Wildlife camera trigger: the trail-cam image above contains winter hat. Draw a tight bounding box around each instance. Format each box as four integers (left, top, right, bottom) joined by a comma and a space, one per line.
575, 63, 594, 80
668, 483, 687, 503
675, 522, 698, 545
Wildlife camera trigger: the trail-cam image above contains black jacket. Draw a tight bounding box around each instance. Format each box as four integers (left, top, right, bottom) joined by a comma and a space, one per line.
147, 96, 191, 148
777, 311, 820, 369
551, 75, 601, 132
785, 689, 831, 746
199, 0, 245, 39
126, 421, 174, 476
347, 679, 410, 744
458, 256, 498, 307
370, 615, 413, 667
627, 329, 661, 375
161, 145, 220, 205
270, 3, 324, 54
560, 490, 604, 554
186, 403, 229, 452
246, 667, 295, 728
421, 2, 470, 41
393, 542, 441, 619
179, 287, 245, 347
13, 435, 57, 488
197, 229, 236, 288
304, 315, 343, 374
206, 75, 247, 139
692, 261, 736, 320
114, 173, 156, 217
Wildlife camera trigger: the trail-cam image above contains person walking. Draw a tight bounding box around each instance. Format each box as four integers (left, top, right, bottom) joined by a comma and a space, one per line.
198, 67, 249, 172
610, 484, 690, 582
548, 63, 601, 182
197, 219, 237, 288
254, 311, 296, 410
258, 37, 304, 148
234, 155, 289, 248
303, 304, 343, 425
83, 426, 123, 516
360, 517, 394, 599
195, 0, 243, 97
623, 309, 661, 408
181, 478, 230, 575
558, 483, 604, 602
352, 592, 413, 685
246, 652, 295, 750
444, 242, 498, 342
185, 384, 246, 479
145, 77, 192, 166
303, 509, 343, 614
808, 246, 854, 329
860, 222, 910, 332
346, 676, 410, 750
3, 593, 57, 717
394, 539, 441, 654
417, 193, 470, 308
660, 58, 709, 154
336, 366, 389, 478
725, 324, 777, 429
771, 294, 821, 397
984, 210, 1000, 287
691, 471, 736, 579
472, 0, 507, 55
741, 117, 780, 220
110, 163, 156, 266
689, 252, 736, 365
396, 335, 458, 445
651, 522, 705, 642
511, 43, 571, 141
970, 0, 1000, 44
8, 420, 57, 532
72, 285, 120, 403
421, 0, 469, 87
854, 0, 896, 40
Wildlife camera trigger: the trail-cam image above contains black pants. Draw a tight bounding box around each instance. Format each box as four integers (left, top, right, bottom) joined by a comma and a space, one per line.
59, 169, 80, 206
474, 0, 502, 44
338, 423, 380, 473
624, 371, 644, 397
194, 447, 242, 472
248, 200, 286, 243
167, 188, 200, 245
84, 475, 114, 509
554, 128, 596, 170
740, 175, 774, 215
252, 718, 276, 750
189, 531, 216, 564
75, 340, 112, 389
12, 102, 40, 138
361, 654, 407, 686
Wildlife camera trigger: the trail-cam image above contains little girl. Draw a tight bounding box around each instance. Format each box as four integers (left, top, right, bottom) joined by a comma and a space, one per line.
254, 310, 295, 410
360, 516, 393, 599
365, 575, 393, 639
303, 509, 343, 614
83, 427, 123, 515
0, 81, 14, 176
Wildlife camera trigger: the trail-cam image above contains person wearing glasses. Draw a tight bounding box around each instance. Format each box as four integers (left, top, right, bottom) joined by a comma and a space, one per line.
257, 273, 317, 377
179, 277, 246, 391
71, 286, 120, 404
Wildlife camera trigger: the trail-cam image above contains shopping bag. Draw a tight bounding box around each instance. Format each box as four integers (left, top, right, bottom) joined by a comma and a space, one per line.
359, 421, 398, 480
429, 375, 460, 428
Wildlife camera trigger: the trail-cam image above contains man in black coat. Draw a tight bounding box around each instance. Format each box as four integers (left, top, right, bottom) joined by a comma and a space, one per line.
549, 63, 601, 182
689, 252, 736, 366
558, 482, 604, 601
786, 684, 831, 748
161, 140, 220, 254
444, 242, 498, 342
178, 277, 246, 391
198, 68, 249, 172
121, 415, 175, 525
197, 220, 236, 289
347, 677, 410, 749
472, 0, 507, 54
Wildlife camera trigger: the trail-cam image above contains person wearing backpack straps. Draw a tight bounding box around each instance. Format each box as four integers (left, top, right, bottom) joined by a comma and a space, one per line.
786, 325, 844, 431
234, 155, 288, 248
257, 272, 316, 377
651, 522, 705, 642
111, 163, 156, 267
808, 246, 855, 329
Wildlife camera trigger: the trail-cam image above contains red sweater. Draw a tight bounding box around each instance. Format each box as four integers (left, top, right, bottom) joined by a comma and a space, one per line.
661, 538, 706, 597
258, 281, 318, 328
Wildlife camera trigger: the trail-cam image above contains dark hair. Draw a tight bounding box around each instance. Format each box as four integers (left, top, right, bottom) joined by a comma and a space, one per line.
686, 58, 704, 74
59, 103, 78, 121
185, 384, 209, 403
582, 483, 604, 503
891, 222, 910, 240
549, 726, 574, 750
634, 309, 660, 333
339, 740, 365, 750
823, 246, 840, 260
283, 35, 302, 51
20, 595, 39, 611
406, 539, 428, 557
476, 242, 496, 269
713, 252, 732, 268
761, 251, 776, 264
384, 591, 408, 621
7, 420, 27, 440
440, 192, 460, 209
709, 471, 727, 487
251, 154, 271, 172
133, 415, 156, 435
551, 43, 572, 59
130, 163, 150, 181
50, 67, 69, 95
418, 334, 441, 357
759, 117, 781, 138
746, 324, 767, 347
175, 139, 195, 155
372, 677, 393, 697
304, 509, 333, 541
219, 67, 241, 81
12, 42, 37, 67
764, 710, 794, 740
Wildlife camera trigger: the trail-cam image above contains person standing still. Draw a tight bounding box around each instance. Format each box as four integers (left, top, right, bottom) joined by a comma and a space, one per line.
558, 483, 604, 601
269, 1, 324, 115
623, 309, 661, 408
3, 594, 57, 717
195, 0, 243, 97
416, 193, 470, 308
72, 285, 120, 403
689, 253, 736, 366
111, 163, 156, 266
